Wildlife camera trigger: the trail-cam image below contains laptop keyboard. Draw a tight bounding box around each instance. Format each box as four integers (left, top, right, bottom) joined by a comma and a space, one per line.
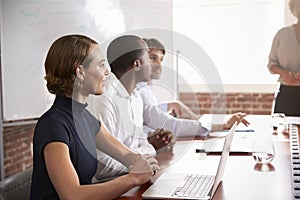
173, 174, 214, 198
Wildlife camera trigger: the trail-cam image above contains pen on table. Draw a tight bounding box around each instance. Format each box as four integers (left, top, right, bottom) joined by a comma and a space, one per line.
195, 141, 207, 153
195, 148, 252, 156
195, 148, 220, 156
195, 148, 206, 153
222, 129, 255, 132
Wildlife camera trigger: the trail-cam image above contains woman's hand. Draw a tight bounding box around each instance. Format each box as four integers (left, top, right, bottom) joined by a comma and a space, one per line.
128, 154, 160, 185
281, 69, 300, 85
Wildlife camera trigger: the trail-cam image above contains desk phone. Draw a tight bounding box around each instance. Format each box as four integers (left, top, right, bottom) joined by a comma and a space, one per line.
290, 125, 300, 199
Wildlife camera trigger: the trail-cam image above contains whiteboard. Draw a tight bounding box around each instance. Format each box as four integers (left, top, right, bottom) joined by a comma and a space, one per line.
0, 0, 172, 121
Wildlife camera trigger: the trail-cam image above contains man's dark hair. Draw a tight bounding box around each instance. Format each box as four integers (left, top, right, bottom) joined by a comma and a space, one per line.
143, 38, 165, 55
107, 35, 148, 73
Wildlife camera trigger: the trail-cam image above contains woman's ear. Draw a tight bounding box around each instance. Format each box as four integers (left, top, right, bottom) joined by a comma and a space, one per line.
75, 65, 85, 81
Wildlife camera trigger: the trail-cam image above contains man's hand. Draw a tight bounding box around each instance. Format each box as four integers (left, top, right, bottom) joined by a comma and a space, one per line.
168, 102, 182, 118
168, 101, 199, 120
223, 112, 250, 130
148, 128, 175, 152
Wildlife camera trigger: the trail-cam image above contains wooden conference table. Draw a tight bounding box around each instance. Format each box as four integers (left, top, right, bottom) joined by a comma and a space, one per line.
117, 115, 294, 200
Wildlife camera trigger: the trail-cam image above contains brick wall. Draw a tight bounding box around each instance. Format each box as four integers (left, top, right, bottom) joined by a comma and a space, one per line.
179, 92, 275, 116
3, 124, 34, 177
1, 92, 275, 177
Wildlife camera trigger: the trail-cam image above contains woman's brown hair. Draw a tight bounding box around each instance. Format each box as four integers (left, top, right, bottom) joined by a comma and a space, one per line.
44, 34, 98, 96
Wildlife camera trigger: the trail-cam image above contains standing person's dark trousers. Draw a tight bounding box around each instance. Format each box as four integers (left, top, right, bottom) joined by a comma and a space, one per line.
274, 84, 300, 116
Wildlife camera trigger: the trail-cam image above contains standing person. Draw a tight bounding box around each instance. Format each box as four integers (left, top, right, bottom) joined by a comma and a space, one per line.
268, 0, 300, 116
30, 34, 159, 200
138, 38, 250, 137
88, 35, 173, 182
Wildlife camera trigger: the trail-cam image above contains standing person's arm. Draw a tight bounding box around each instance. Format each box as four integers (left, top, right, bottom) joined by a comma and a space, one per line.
44, 141, 158, 200
268, 29, 281, 75
270, 65, 300, 85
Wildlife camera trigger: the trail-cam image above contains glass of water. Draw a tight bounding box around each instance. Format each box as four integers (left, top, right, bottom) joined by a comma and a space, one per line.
252, 136, 275, 165
271, 113, 286, 133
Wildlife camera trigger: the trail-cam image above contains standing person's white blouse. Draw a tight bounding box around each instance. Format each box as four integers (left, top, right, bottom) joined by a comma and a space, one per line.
136, 81, 212, 137
268, 25, 300, 86
87, 73, 156, 181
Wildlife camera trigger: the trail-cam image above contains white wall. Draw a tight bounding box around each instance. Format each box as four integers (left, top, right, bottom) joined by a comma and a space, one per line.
171, 0, 296, 93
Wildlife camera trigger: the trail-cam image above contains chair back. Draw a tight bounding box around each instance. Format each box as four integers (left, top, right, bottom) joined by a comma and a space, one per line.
0, 167, 32, 200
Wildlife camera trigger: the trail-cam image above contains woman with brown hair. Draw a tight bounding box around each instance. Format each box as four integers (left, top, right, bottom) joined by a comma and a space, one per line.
30, 34, 159, 199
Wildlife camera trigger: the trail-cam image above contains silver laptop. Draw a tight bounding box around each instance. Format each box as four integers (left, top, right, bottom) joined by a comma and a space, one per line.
142, 122, 237, 200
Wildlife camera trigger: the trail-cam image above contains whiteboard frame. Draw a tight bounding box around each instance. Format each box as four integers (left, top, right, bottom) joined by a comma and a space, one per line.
0, 0, 4, 180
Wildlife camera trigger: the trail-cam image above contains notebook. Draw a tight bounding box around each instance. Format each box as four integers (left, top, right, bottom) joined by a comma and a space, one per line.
142, 122, 237, 200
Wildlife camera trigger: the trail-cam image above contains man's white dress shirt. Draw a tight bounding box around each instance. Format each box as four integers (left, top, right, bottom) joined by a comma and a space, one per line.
136, 81, 212, 137
87, 73, 156, 181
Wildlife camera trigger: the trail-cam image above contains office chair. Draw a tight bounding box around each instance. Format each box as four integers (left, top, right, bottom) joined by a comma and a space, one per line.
0, 167, 32, 200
